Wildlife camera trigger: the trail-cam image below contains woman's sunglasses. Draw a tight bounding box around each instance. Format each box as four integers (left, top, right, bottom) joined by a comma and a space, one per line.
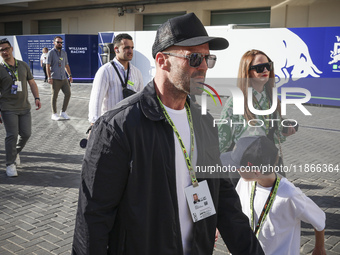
162, 52, 217, 69
249, 62, 273, 73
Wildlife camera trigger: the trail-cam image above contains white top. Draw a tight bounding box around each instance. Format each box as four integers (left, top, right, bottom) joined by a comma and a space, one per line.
40, 53, 48, 64
236, 177, 325, 255
163, 105, 197, 255
88, 58, 143, 123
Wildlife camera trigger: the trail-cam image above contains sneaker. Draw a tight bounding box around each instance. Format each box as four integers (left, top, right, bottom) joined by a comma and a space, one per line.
51, 113, 60, 121
60, 111, 70, 120
16, 154, 20, 166
6, 164, 18, 177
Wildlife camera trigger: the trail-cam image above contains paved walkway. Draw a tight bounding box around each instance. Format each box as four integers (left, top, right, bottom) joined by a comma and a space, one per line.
0, 81, 339, 254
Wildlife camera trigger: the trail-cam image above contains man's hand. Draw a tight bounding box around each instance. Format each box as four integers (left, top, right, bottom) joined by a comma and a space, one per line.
35, 99, 42, 110
214, 229, 220, 247
48, 78, 53, 85
312, 247, 326, 255
282, 126, 296, 137
69, 77, 73, 83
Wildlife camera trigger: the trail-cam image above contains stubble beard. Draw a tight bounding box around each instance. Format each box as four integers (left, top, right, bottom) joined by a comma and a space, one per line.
170, 71, 206, 97
168, 60, 206, 94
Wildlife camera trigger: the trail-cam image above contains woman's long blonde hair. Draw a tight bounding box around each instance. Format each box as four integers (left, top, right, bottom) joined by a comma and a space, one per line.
237, 49, 281, 121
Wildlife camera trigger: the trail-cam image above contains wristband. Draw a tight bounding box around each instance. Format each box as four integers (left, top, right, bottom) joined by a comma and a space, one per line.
69, 74, 72, 77
48, 77, 52, 80
35, 97, 40, 101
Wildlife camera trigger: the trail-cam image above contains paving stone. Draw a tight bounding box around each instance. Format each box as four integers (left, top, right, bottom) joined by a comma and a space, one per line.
2, 242, 24, 253
16, 222, 36, 232
326, 235, 340, 246
16, 244, 42, 255
0, 234, 16, 245
36, 240, 59, 251
20, 238, 45, 249
332, 242, 340, 253
32, 248, 54, 255
6, 235, 28, 245
51, 243, 72, 254
40, 234, 63, 244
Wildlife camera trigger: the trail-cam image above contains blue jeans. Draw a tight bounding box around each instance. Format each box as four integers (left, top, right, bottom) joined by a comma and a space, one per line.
1, 109, 31, 166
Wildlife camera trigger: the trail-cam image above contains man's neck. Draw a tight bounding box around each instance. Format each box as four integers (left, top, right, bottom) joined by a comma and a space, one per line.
154, 79, 187, 110
4, 57, 15, 66
116, 58, 129, 70
256, 173, 276, 188
55, 47, 61, 52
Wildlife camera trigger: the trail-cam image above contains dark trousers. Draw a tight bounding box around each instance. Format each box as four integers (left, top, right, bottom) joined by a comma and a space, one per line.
42, 64, 48, 81
51, 79, 71, 113
2, 109, 31, 165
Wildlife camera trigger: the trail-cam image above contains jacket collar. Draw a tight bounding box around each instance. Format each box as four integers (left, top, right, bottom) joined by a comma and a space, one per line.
140, 80, 165, 121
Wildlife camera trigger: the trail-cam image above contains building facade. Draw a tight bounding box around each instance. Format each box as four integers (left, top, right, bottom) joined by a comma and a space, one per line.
0, 0, 339, 36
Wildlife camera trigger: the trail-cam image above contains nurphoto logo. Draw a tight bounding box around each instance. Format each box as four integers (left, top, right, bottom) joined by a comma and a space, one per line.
197, 82, 312, 129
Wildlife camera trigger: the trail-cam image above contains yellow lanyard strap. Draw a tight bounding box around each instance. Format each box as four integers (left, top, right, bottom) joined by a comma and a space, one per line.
157, 97, 198, 187
3, 59, 19, 81
250, 175, 280, 238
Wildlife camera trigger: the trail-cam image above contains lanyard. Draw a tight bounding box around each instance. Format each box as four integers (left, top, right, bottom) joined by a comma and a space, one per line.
250, 175, 280, 238
111, 61, 130, 88
2, 59, 19, 82
157, 97, 198, 187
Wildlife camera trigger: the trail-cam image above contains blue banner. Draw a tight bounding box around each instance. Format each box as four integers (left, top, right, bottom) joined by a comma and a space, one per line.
281, 27, 340, 106
15, 34, 97, 82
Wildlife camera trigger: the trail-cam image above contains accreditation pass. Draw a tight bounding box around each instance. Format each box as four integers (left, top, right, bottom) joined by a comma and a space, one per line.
16, 80, 22, 92
185, 180, 216, 222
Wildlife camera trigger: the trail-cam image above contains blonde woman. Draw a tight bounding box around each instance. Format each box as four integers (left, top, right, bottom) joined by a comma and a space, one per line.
218, 50, 296, 182
40, 47, 48, 82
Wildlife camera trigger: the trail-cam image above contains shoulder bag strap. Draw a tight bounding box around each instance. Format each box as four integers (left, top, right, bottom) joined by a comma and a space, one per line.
110, 61, 130, 89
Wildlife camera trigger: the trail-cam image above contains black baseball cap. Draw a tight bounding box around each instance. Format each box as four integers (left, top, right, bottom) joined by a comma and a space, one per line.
152, 13, 229, 58
220, 136, 278, 169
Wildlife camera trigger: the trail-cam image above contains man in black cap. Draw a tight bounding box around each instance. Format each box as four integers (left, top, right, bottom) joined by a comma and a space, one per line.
72, 13, 264, 255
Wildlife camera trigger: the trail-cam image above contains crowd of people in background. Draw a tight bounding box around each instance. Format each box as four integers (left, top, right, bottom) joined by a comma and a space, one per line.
0, 12, 326, 255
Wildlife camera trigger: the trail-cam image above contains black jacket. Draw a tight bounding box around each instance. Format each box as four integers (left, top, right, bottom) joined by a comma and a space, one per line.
72, 81, 264, 255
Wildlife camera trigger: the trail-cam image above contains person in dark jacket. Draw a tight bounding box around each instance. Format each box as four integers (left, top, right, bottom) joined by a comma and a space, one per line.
72, 13, 264, 255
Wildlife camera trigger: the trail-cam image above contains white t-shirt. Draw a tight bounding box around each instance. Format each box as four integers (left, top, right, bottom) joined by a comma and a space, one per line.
164, 105, 197, 255
40, 53, 48, 64
236, 177, 325, 255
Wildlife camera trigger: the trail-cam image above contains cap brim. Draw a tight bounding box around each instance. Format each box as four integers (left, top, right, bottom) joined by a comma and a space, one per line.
220, 151, 240, 169
174, 36, 229, 50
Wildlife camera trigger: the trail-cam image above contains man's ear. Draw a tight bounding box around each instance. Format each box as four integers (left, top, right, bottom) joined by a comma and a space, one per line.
155, 52, 170, 71
114, 46, 119, 53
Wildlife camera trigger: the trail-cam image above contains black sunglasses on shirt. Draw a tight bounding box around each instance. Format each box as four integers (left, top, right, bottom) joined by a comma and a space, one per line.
249, 62, 273, 73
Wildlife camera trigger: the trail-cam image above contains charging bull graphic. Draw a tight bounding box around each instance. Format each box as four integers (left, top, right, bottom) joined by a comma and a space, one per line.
217, 28, 322, 87
328, 36, 340, 65
276, 35, 322, 85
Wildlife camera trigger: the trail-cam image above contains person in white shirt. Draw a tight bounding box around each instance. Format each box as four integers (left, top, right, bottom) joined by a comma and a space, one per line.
40, 47, 48, 82
88, 33, 143, 125
221, 136, 326, 255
